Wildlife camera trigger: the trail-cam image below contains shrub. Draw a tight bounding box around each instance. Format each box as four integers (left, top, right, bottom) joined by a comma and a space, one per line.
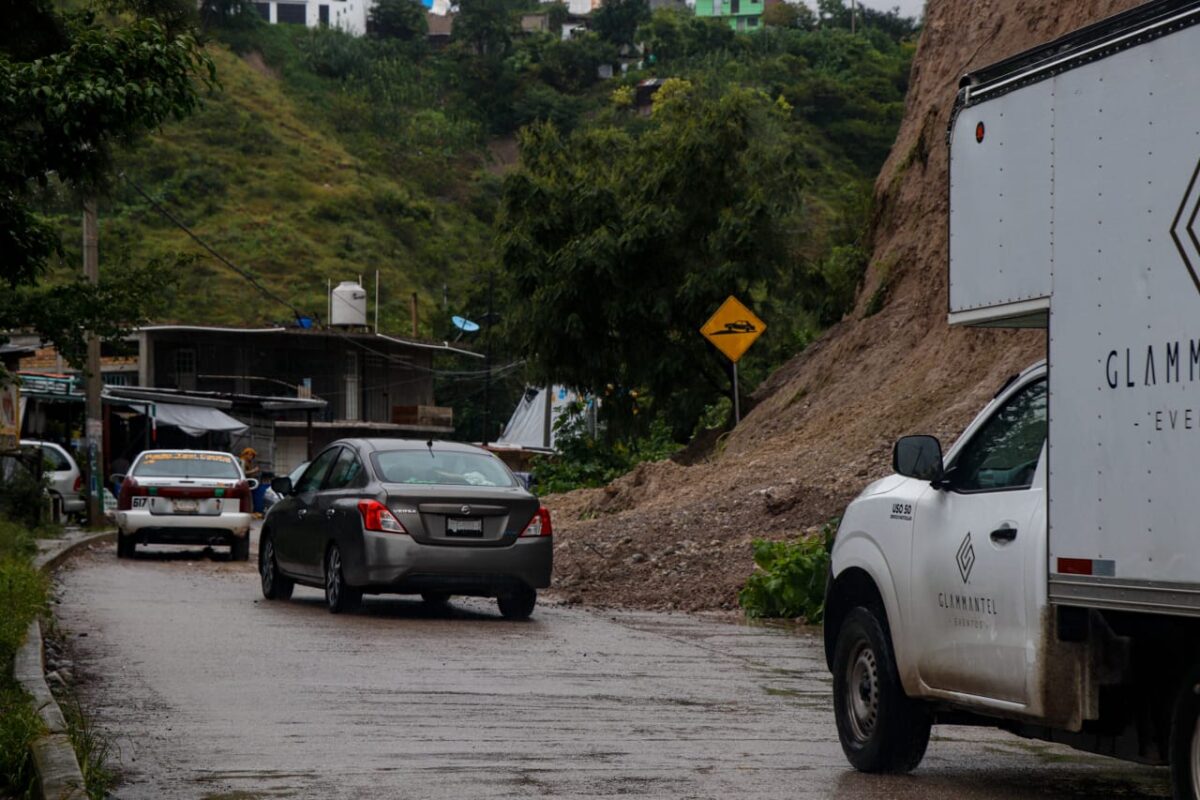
531, 413, 680, 495
739, 520, 837, 621
0, 515, 47, 797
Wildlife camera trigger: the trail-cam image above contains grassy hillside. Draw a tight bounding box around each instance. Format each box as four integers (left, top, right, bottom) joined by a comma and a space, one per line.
45, 40, 496, 332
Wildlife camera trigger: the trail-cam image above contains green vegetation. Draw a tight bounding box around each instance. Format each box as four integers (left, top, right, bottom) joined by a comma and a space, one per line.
532, 413, 680, 494
0, 518, 48, 797
739, 521, 837, 621
61, 692, 118, 799
1, 0, 213, 370
23, 0, 914, 449
498, 12, 915, 438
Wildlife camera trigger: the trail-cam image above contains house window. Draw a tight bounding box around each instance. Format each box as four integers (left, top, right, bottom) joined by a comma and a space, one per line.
730, 0, 739, 13
747, 15, 758, 26
175, 348, 196, 390
276, 2, 307, 24
319, 4, 329, 25
254, 2, 270, 20
344, 350, 360, 421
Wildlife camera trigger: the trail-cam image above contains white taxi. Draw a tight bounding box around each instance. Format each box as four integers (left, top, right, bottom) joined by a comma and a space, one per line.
114, 450, 256, 560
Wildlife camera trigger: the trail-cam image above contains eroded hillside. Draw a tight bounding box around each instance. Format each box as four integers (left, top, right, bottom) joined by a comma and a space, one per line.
548, 0, 1145, 611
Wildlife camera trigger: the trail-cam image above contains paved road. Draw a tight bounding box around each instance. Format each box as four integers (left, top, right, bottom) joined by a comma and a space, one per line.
52, 539, 1170, 800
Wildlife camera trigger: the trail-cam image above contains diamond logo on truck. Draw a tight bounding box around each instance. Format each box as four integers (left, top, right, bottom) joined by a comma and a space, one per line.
956, 533, 976, 584
1170, 157, 1200, 294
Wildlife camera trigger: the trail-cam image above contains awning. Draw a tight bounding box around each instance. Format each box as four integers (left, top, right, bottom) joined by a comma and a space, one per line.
154, 402, 248, 437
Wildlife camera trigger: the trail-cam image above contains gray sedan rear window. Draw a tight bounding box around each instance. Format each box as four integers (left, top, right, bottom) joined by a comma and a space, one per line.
133, 452, 241, 480
372, 451, 515, 487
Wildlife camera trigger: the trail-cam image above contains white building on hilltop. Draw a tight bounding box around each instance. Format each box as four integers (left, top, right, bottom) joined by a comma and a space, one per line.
252, 0, 374, 36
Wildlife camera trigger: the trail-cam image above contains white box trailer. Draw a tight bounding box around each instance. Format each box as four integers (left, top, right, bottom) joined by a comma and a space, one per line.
948, 0, 1200, 613
823, 3, 1200, 797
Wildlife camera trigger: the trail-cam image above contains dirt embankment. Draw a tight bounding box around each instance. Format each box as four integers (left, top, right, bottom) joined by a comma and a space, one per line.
545, 0, 1145, 613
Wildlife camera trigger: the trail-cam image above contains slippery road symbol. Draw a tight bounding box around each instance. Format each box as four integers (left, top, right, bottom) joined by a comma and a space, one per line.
700, 296, 766, 363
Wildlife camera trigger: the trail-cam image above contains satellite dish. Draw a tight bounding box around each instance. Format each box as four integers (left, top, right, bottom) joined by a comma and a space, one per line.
452, 315, 480, 332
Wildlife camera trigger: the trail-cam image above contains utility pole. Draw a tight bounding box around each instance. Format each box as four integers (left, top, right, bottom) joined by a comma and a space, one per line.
481, 272, 494, 447
850, 0, 857, 34
83, 199, 104, 526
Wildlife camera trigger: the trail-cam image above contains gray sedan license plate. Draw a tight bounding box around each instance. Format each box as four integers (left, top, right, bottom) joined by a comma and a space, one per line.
446, 518, 483, 537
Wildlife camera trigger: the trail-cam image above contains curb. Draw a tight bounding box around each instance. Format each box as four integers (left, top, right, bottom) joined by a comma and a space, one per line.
14, 530, 116, 800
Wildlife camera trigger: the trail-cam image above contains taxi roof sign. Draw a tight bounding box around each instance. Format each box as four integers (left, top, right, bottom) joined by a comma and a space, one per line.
700, 296, 765, 363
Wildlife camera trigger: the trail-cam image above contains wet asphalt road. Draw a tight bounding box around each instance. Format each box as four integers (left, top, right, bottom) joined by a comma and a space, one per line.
52, 537, 1171, 800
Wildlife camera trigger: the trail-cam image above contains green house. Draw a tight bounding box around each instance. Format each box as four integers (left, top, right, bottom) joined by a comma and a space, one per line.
693, 0, 765, 31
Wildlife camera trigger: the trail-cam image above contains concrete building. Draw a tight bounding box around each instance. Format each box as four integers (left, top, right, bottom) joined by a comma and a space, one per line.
252, 0, 374, 35
693, 0, 764, 30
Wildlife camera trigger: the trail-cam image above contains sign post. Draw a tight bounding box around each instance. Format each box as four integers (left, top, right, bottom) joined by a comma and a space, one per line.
699, 296, 766, 424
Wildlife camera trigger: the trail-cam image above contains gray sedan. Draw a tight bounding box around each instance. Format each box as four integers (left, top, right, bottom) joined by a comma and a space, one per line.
260, 439, 552, 619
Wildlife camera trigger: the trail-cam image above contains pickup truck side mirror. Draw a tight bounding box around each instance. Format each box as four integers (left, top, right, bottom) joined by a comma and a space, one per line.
271, 476, 293, 496
893, 435, 945, 483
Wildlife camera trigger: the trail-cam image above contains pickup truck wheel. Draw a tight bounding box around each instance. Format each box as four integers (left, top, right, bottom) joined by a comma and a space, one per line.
832, 606, 931, 773
325, 545, 361, 614
259, 534, 294, 601
1169, 666, 1200, 800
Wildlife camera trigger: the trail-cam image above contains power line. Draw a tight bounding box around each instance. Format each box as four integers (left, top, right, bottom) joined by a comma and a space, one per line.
120, 174, 501, 379
121, 173, 307, 322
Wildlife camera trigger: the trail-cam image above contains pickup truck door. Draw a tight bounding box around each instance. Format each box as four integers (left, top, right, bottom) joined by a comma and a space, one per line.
910, 378, 1047, 706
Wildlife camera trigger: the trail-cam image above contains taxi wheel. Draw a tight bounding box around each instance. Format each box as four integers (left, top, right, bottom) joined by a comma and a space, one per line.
116, 534, 135, 559
231, 537, 250, 562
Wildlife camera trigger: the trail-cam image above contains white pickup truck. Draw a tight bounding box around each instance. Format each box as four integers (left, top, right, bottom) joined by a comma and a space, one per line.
823, 2, 1200, 798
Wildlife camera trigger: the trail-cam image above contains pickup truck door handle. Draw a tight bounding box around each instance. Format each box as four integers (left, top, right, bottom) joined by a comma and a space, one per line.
297, 508, 308, 519
325, 508, 337, 519
990, 526, 1018, 543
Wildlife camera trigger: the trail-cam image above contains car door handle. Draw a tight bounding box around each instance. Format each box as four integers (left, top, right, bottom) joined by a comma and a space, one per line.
990, 526, 1018, 543
325, 508, 337, 519
297, 508, 308, 518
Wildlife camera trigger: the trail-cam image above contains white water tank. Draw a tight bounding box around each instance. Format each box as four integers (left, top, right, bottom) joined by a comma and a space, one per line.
330, 281, 368, 327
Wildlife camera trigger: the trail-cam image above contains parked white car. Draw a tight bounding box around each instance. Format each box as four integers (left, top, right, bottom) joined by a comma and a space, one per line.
114, 450, 257, 560
20, 439, 84, 518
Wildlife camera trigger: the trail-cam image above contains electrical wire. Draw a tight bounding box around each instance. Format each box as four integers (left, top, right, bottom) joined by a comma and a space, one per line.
119, 174, 505, 380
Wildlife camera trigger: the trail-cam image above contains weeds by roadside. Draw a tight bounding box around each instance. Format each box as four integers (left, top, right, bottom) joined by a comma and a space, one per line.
0, 517, 48, 797
738, 520, 838, 623
58, 692, 117, 800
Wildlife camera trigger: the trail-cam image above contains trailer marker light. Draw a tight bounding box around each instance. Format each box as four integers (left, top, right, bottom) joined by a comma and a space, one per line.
976, 121, 986, 143
1056, 558, 1116, 577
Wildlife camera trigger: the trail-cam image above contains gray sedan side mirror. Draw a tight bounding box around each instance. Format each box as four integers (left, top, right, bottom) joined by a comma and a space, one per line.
893, 435, 944, 483
271, 476, 293, 496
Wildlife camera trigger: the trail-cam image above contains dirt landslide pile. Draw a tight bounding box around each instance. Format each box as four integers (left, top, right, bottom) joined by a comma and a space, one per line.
544, 0, 1144, 613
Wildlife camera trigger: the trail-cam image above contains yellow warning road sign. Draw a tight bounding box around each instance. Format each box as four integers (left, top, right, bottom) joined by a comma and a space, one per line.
700, 296, 765, 363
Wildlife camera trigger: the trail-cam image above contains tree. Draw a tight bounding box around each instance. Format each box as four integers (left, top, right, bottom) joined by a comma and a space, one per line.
497, 83, 800, 436
0, 0, 213, 366
368, 0, 429, 40
592, 0, 649, 48
544, 0, 569, 34
762, 2, 814, 29
453, 0, 518, 56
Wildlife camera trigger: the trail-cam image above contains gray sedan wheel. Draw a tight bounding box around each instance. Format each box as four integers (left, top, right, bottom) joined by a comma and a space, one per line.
497, 586, 536, 620
259, 534, 294, 601
325, 545, 361, 614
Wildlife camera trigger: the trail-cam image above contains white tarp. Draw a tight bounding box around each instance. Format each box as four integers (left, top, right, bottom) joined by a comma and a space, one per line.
498, 386, 582, 451
154, 402, 248, 437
